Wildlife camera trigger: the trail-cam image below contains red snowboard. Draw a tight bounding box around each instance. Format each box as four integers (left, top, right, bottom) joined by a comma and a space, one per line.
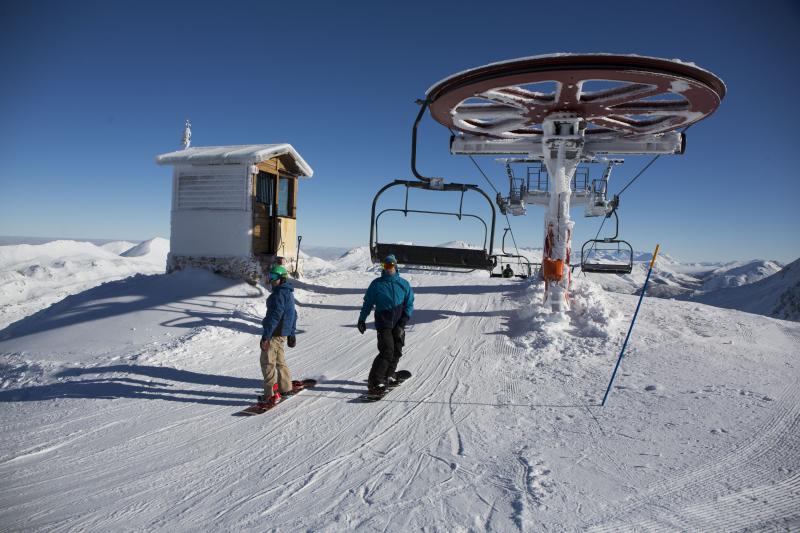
235, 379, 317, 416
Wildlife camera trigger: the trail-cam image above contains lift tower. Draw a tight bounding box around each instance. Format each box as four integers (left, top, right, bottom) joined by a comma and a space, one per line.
425, 54, 725, 315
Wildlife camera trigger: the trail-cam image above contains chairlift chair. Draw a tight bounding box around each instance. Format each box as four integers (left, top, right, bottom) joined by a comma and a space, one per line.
369, 179, 497, 271
369, 98, 498, 272
580, 209, 633, 274
490, 227, 534, 278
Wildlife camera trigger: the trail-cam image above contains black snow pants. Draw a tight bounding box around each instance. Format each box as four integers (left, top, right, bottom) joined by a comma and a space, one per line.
368, 326, 405, 387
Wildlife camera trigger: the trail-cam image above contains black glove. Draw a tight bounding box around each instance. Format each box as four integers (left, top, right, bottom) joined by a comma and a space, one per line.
287, 335, 296, 348
357, 321, 367, 334
397, 315, 409, 329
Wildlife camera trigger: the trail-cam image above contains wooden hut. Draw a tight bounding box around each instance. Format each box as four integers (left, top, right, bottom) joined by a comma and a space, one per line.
156, 132, 313, 283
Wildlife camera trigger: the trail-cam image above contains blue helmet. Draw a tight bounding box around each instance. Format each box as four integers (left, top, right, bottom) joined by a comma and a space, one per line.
383, 254, 397, 266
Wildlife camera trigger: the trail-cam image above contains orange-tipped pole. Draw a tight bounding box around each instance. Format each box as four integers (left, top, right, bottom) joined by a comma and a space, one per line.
601, 244, 660, 406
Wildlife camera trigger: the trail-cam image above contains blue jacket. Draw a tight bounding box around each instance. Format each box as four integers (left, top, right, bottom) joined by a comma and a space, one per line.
358, 271, 414, 330
262, 282, 297, 341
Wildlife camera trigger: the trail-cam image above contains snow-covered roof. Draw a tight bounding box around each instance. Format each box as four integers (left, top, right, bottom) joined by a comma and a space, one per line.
155, 144, 314, 177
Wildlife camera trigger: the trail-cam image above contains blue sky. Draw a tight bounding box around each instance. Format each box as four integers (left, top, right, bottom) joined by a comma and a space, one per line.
1, 0, 798, 263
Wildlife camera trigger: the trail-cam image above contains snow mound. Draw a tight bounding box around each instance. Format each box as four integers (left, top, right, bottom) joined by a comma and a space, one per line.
100, 241, 137, 255
510, 277, 623, 363
331, 246, 379, 272
0, 354, 49, 390
120, 237, 169, 265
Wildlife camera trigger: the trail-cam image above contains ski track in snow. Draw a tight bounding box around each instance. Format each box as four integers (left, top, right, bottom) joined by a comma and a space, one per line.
0, 263, 798, 531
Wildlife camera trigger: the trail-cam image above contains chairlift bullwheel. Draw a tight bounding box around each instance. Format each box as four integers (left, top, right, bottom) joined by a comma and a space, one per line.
425, 54, 725, 139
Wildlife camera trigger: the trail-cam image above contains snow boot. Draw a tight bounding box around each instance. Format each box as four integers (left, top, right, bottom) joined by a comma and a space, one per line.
367, 382, 387, 398
257, 384, 281, 406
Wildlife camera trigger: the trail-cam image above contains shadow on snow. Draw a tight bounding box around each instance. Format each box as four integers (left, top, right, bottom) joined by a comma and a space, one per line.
0, 365, 262, 407
0, 270, 264, 342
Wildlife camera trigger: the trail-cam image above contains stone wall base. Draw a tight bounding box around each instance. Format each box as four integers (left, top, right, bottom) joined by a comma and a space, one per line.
167, 254, 303, 285
167, 254, 264, 285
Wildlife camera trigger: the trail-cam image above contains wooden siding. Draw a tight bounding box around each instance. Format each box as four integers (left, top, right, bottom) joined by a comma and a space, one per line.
252, 201, 273, 255
251, 158, 299, 257
276, 217, 297, 260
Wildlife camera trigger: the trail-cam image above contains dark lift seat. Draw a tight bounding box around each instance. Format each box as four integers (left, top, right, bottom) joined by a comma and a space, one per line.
373, 242, 496, 270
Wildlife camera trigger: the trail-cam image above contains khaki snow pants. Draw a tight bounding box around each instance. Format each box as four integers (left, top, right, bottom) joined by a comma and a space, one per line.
260, 336, 292, 395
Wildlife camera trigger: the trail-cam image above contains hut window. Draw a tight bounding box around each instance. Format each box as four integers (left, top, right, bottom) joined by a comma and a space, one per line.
277, 176, 293, 217
256, 171, 275, 212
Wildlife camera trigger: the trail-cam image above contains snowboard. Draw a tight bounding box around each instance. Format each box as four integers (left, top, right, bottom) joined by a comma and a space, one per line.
235, 379, 318, 416
355, 370, 412, 402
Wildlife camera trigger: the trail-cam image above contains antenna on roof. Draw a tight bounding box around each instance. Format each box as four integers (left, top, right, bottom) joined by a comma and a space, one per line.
181, 119, 192, 149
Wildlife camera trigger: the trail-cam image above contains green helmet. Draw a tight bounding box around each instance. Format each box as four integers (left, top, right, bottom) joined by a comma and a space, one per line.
269, 264, 289, 280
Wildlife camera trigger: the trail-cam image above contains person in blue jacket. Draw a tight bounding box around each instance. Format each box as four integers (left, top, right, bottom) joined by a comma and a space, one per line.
357, 254, 414, 394
259, 264, 298, 403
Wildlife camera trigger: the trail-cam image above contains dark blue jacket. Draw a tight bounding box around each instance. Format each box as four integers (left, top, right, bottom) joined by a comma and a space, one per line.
358, 271, 414, 330
262, 282, 297, 341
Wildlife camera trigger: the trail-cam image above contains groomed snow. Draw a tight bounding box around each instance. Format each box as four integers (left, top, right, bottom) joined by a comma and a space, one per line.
1, 244, 798, 530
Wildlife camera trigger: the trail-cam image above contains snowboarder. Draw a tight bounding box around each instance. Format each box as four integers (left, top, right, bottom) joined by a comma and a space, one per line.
502, 264, 514, 278
357, 254, 414, 395
258, 264, 298, 404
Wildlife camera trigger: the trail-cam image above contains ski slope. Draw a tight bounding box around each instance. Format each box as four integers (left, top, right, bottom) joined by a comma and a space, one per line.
1, 251, 799, 531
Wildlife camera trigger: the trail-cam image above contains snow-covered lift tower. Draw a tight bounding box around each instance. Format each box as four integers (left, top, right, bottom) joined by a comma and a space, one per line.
425, 54, 725, 316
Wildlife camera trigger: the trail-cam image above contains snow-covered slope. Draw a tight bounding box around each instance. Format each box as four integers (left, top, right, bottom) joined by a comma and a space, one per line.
1, 253, 798, 530
698, 259, 784, 291
100, 240, 138, 255
120, 237, 170, 266
298, 250, 336, 276
332, 246, 378, 272
693, 258, 800, 321
301, 245, 351, 261
0, 239, 169, 330
581, 254, 783, 298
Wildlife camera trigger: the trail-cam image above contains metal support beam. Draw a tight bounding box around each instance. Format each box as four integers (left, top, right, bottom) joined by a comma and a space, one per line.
540, 114, 584, 315
451, 132, 684, 158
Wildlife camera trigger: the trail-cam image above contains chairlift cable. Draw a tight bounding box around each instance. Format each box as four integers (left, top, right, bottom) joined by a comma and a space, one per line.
582, 125, 692, 273
469, 155, 522, 258
615, 154, 661, 197
451, 129, 523, 260
583, 150, 661, 273
615, 125, 692, 198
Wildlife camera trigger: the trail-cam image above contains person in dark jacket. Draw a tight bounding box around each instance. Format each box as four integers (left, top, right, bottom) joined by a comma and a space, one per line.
259, 264, 298, 403
357, 254, 414, 394
502, 264, 514, 278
